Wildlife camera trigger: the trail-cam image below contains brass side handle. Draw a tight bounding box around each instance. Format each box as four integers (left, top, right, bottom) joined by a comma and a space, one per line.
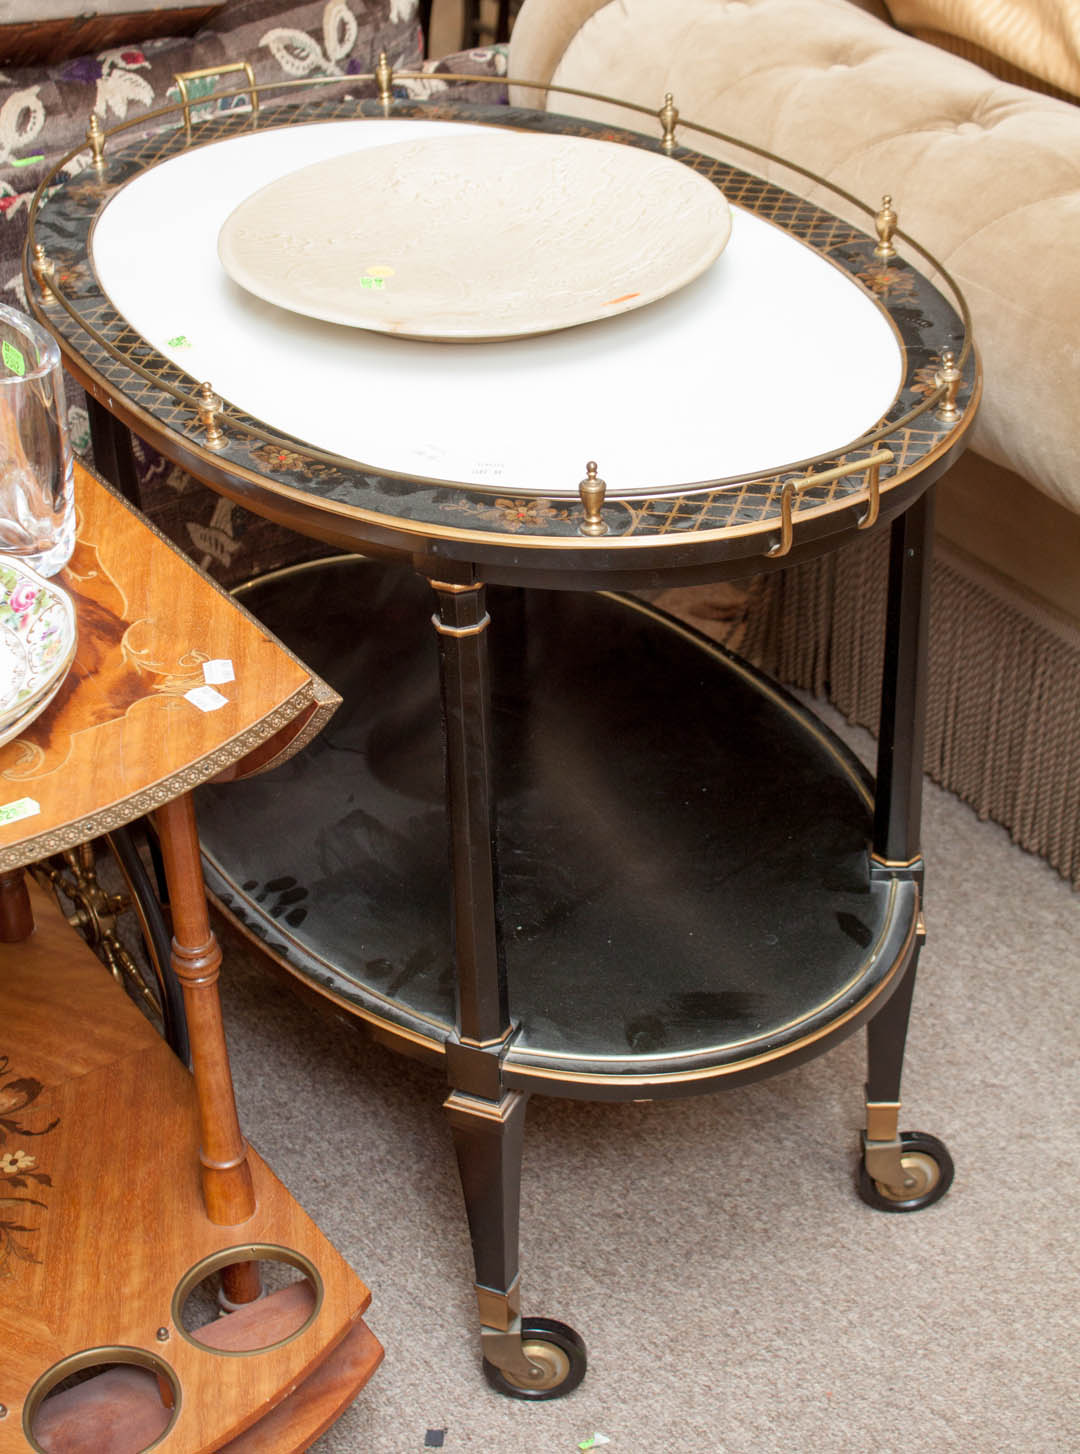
173, 60, 258, 141
767, 448, 893, 558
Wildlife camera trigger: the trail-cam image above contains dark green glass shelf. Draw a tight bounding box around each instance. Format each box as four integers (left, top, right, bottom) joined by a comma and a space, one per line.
198, 556, 916, 1098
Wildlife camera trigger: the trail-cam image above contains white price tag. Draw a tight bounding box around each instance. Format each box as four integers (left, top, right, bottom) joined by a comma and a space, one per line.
185, 685, 228, 713
202, 659, 236, 685
0, 796, 40, 826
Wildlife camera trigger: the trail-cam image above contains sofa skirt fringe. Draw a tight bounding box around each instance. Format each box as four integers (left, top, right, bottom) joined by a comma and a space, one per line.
658, 535, 1080, 889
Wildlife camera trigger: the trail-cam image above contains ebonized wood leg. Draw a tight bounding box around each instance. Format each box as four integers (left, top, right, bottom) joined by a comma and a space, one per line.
862, 490, 953, 1209
429, 578, 512, 1067
867, 487, 936, 1118
873, 487, 936, 867
445, 1088, 526, 1321
429, 579, 553, 1381
866, 951, 918, 1110
86, 394, 141, 507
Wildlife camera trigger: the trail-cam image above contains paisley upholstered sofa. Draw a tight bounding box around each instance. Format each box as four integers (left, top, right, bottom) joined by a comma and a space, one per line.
0, 0, 504, 581
506, 0, 1080, 885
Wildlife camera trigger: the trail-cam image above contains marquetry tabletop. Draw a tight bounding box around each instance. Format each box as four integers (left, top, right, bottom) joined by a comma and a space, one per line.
0, 460, 338, 872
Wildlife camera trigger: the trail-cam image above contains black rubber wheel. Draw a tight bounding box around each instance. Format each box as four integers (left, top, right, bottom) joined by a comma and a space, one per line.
482, 1318, 587, 1401
858, 1131, 954, 1212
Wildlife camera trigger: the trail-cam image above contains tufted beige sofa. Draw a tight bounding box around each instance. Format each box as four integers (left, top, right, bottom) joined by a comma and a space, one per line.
507, 0, 1080, 885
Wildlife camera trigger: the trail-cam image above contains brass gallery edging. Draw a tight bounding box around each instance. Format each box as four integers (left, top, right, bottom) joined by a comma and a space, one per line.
27, 91, 978, 558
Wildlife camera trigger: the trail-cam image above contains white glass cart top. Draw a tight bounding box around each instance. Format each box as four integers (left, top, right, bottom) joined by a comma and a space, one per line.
91, 119, 904, 498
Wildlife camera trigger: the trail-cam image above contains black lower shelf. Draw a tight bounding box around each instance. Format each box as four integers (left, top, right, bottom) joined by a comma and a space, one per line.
197, 556, 916, 1098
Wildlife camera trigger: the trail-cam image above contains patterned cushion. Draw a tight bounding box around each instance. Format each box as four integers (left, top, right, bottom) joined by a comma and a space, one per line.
0, 1, 422, 211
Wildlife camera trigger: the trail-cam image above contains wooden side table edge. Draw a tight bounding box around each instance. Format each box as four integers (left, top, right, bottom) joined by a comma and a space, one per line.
0, 679, 336, 876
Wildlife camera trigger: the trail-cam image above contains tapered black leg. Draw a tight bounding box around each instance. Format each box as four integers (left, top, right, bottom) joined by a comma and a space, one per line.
873, 487, 936, 867
866, 953, 918, 1109
429, 577, 585, 1395
444, 1088, 532, 1361
430, 578, 525, 1363
861, 489, 953, 1211
430, 579, 509, 1055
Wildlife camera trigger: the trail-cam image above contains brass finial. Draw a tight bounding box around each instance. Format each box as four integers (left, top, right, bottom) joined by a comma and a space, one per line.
87, 112, 106, 167
659, 92, 679, 154
935, 349, 962, 423
874, 194, 897, 259
31, 242, 56, 304
376, 51, 393, 109
578, 461, 608, 536
196, 381, 226, 449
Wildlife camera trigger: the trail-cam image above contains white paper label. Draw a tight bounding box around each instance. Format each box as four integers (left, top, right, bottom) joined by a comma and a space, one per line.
202, 658, 236, 685
0, 796, 40, 825
185, 685, 228, 712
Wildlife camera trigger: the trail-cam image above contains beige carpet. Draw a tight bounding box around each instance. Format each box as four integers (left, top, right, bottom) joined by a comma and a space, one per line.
213, 699, 1079, 1453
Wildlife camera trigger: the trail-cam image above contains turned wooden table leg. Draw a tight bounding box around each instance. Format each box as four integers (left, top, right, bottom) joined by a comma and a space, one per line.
154, 791, 262, 1304
0, 867, 33, 941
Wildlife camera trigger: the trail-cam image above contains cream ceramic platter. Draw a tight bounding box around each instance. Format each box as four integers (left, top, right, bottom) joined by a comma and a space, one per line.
217, 130, 733, 341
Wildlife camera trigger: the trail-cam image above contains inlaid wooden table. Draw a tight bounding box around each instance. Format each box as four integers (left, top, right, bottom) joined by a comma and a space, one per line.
27, 80, 979, 1399
0, 462, 381, 1452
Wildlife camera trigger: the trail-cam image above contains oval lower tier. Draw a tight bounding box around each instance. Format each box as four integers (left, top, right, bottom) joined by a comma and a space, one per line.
197, 556, 917, 1100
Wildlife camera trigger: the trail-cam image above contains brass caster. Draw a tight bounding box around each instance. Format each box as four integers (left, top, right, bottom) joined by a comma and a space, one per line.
858, 1131, 954, 1213
482, 1317, 587, 1401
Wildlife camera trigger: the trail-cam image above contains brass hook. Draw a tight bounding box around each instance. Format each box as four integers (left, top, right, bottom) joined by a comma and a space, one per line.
767, 478, 796, 558
857, 453, 889, 530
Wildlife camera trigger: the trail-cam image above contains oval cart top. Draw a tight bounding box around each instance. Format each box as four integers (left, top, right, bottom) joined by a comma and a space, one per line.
30, 97, 977, 581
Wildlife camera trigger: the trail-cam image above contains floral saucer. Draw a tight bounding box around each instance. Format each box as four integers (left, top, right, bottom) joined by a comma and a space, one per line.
0, 556, 77, 744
